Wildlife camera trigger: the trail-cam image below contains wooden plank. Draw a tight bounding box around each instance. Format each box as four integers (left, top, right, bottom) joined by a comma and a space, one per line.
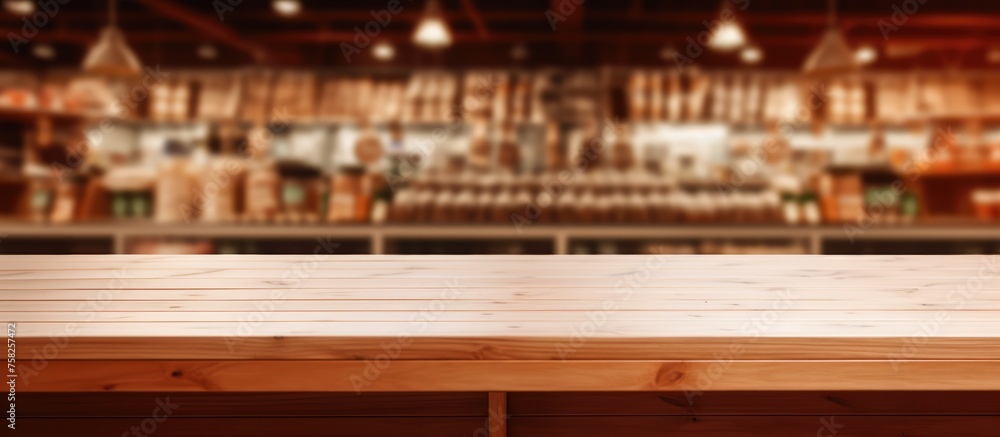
16, 418, 488, 437
4, 276, 999, 289
12, 320, 1000, 339
15, 336, 1000, 361
507, 391, 1000, 415
7, 310, 1000, 323
2, 267, 999, 279
507, 416, 1000, 436
18, 360, 1000, 392
19, 392, 487, 417
0, 254, 994, 270
7, 298, 1000, 311
6, 287, 1000, 301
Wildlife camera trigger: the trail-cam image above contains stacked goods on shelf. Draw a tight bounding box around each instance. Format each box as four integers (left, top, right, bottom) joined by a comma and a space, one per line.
625, 70, 804, 125
826, 79, 867, 125
198, 157, 246, 223
404, 72, 457, 122
819, 172, 863, 223
239, 69, 275, 123
240, 123, 282, 223
972, 189, 1000, 221
197, 73, 242, 121
154, 154, 199, 223
0, 72, 40, 110
272, 71, 317, 120
388, 169, 783, 225
638, 241, 809, 255
150, 78, 192, 121
874, 74, 917, 123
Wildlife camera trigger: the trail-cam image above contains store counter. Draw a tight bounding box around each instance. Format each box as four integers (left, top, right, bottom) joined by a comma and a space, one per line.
7, 254, 1000, 435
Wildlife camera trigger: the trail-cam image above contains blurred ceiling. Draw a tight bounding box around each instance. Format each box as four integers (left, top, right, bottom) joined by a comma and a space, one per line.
4, 0, 1000, 69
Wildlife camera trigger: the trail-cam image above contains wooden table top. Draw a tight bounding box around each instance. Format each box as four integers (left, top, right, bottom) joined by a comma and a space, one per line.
6, 254, 1000, 392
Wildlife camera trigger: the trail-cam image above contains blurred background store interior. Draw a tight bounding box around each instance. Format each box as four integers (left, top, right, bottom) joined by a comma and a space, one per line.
2, 0, 1000, 255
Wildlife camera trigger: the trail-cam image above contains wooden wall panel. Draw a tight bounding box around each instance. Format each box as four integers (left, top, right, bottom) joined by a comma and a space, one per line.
508, 391, 1000, 416
18, 418, 490, 437
19, 392, 487, 417
508, 416, 1000, 436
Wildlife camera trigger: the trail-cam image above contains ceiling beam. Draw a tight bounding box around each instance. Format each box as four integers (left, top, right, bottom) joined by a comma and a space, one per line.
14, 28, 998, 52
459, 0, 489, 39
132, 0, 269, 61
13, 10, 1000, 30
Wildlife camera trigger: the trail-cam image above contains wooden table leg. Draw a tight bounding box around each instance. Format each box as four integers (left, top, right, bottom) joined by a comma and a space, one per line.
489, 391, 507, 437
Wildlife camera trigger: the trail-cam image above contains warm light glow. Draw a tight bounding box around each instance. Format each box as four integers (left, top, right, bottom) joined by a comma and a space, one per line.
373, 42, 395, 60
741, 46, 763, 64
709, 22, 747, 52
272, 0, 301, 17
855, 45, 877, 65
987, 47, 1000, 64
197, 44, 218, 60
414, 18, 452, 48
3, 0, 33, 15
659, 46, 679, 61
511, 44, 529, 61
413, 0, 452, 49
32, 43, 55, 60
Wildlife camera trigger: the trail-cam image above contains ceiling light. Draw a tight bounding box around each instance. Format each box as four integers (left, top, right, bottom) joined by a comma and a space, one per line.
413, 0, 452, 49
82, 0, 142, 77
373, 42, 395, 61
855, 45, 877, 65
272, 0, 301, 17
197, 44, 218, 60
802, 0, 857, 78
707, 1, 747, 52
32, 43, 55, 60
987, 47, 1000, 64
3, 0, 33, 15
659, 46, 679, 61
741, 46, 763, 64
511, 44, 529, 61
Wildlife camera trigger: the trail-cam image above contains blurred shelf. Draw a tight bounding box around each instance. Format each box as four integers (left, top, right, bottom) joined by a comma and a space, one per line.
3, 222, 1000, 254
0, 107, 96, 123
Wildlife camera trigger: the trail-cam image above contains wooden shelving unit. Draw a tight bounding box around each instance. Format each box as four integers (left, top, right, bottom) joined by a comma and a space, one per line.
3, 222, 1000, 255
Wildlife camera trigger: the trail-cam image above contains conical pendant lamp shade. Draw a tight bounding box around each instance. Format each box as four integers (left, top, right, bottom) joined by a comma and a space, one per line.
83, 26, 142, 76
83, 0, 141, 77
413, 0, 452, 49
802, 0, 856, 78
802, 27, 856, 77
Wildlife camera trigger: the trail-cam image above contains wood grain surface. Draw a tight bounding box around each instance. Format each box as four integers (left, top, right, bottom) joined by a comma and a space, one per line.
4, 254, 1000, 392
